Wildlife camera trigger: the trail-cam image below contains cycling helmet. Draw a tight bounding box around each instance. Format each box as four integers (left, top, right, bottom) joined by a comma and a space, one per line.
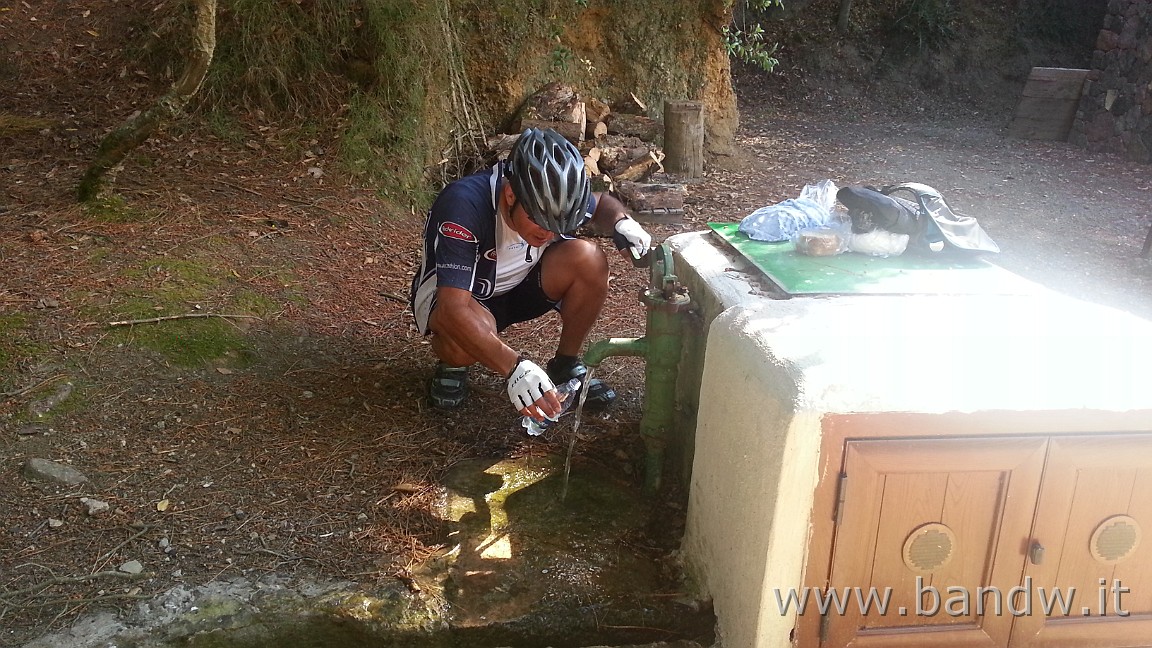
505, 127, 591, 235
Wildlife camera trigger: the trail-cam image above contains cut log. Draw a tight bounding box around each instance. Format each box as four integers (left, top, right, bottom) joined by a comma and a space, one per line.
522, 81, 583, 122
663, 100, 704, 178
583, 147, 601, 176
486, 133, 520, 154
587, 120, 608, 140
613, 92, 648, 115
606, 113, 662, 142
585, 97, 611, 124
518, 118, 584, 143
595, 135, 648, 172
610, 149, 664, 183
614, 180, 685, 213
597, 145, 642, 173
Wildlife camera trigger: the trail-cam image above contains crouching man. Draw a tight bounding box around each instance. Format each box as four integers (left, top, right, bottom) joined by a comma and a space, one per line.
409, 127, 652, 421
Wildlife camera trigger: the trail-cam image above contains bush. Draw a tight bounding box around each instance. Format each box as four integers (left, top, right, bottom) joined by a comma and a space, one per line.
888, 0, 958, 54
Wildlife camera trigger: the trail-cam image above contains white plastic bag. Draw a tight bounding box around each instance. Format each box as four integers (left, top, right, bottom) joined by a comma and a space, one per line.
848, 229, 910, 257
739, 179, 840, 242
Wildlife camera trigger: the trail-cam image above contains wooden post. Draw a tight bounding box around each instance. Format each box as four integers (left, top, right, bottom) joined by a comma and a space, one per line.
663, 100, 703, 179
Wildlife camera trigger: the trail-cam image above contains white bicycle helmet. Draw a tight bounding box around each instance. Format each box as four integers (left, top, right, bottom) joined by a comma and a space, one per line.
505, 127, 590, 234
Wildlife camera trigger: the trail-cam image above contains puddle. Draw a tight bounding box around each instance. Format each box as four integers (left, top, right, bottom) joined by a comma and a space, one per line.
432, 456, 712, 644
27, 456, 713, 648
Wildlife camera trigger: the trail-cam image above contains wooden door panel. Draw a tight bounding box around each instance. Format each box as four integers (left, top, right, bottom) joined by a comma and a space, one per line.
931, 470, 1011, 625
825, 437, 1047, 648
1119, 467, 1152, 613
869, 471, 950, 628
1010, 434, 1152, 648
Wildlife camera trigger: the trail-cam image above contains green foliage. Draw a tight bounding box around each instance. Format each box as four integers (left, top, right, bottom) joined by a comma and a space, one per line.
723, 23, 778, 72
0, 114, 52, 137
107, 258, 275, 366
0, 314, 46, 377
550, 45, 575, 74
82, 194, 151, 223
207, 0, 357, 112
737, 0, 780, 11
889, 0, 958, 54
725, 0, 781, 73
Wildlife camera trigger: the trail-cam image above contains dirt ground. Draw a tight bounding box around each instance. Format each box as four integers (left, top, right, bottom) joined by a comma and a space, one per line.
4, 5, 1152, 648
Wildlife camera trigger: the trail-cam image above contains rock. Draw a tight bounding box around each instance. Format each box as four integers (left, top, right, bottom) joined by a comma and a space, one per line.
119, 560, 144, 575
27, 381, 74, 419
16, 423, 47, 436
23, 458, 88, 485
80, 497, 110, 516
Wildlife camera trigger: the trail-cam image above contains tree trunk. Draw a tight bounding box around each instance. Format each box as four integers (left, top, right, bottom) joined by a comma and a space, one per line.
77, 0, 217, 202
663, 100, 703, 178
837, 0, 853, 33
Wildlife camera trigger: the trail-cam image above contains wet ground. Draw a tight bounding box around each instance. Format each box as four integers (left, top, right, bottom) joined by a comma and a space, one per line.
23, 455, 715, 648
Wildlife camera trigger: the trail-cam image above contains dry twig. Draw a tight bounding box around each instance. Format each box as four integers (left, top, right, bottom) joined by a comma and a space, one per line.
108, 313, 262, 326
1, 374, 68, 399
0, 570, 151, 600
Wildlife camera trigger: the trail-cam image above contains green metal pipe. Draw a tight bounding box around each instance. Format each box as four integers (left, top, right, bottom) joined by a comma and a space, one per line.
636, 295, 686, 493
584, 337, 648, 368
583, 243, 692, 493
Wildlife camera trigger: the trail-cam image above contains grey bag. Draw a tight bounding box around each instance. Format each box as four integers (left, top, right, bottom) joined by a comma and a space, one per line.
883, 182, 1000, 254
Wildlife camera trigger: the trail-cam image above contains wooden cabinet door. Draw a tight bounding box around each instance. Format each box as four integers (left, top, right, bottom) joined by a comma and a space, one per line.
824, 437, 1047, 648
1009, 434, 1152, 647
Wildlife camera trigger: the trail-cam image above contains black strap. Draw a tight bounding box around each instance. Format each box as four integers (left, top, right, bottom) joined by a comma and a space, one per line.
505, 354, 526, 381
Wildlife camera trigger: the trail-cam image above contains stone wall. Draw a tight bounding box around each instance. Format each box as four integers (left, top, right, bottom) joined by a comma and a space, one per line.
1070, 0, 1152, 162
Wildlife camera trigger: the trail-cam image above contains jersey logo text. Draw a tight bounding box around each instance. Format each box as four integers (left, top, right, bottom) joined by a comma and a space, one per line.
439, 222, 477, 243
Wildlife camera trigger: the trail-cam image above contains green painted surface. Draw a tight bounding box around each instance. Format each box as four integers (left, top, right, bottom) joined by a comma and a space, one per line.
707, 223, 1036, 297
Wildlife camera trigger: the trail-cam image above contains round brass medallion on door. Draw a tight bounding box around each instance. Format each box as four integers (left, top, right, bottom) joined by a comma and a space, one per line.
902, 523, 957, 574
1089, 514, 1141, 564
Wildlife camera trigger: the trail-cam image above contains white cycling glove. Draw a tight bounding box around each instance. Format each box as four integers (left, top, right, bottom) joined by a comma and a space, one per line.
506, 357, 555, 411
613, 216, 652, 255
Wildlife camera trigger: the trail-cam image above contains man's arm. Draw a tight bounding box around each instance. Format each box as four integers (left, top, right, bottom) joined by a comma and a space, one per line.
430, 286, 521, 377
586, 191, 631, 235
587, 191, 652, 259
432, 287, 563, 418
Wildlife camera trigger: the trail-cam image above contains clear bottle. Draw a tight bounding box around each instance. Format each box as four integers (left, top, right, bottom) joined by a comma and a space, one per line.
520, 378, 582, 436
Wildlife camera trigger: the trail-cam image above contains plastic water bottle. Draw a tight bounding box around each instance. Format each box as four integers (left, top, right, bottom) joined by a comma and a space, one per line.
520, 378, 582, 436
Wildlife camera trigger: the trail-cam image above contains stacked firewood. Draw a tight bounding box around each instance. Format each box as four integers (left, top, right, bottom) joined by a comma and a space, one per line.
484, 82, 686, 223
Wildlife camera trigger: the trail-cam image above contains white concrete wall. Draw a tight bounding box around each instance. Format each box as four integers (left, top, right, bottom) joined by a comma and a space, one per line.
673, 230, 1152, 648
679, 303, 822, 648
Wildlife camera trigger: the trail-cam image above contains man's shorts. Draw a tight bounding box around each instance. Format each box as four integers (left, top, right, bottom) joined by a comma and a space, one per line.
412, 250, 561, 335
484, 261, 560, 332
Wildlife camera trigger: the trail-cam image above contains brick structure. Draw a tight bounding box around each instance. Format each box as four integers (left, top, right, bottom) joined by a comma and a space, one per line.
1069, 0, 1152, 162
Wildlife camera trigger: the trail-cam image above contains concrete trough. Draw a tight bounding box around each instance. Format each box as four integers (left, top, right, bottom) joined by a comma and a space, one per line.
667, 230, 1152, 648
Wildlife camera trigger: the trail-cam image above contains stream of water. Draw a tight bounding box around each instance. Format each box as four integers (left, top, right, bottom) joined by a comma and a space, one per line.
560, 366, 595, 502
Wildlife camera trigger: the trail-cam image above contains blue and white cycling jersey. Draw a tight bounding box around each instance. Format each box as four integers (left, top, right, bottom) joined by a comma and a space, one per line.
409, 163, 595, 333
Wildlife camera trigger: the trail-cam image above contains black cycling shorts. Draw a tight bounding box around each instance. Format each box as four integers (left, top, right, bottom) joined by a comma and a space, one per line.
482, 256, 560, 332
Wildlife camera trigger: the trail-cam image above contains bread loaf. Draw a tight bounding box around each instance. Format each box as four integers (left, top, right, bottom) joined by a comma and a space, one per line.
795, 228, 844, 256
